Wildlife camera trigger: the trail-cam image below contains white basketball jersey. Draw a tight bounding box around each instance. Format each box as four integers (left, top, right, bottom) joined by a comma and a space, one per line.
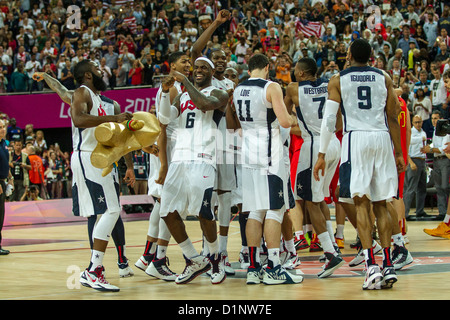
171, 85, 222, 167
339, 66, 388, 133
155, 81, 184, 140
71, 85, 115, 152
212, 76, 235, 155
232, 78, 283, 170
295, 78, 329, 138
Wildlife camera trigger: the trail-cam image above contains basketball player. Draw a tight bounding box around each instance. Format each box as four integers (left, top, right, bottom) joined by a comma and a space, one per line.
134, 52, 191, 281
313, 39, 406, 290
32, 70, 135, 279
158, 57, 229, 284
284, 57, 344, 278
191, 10, 237, 275
388, 88, 413, 270
232, 53, 303, 285
70, 60, 136, 292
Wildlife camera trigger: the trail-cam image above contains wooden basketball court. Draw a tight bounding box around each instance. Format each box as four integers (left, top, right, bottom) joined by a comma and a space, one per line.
0, 206, 449, 302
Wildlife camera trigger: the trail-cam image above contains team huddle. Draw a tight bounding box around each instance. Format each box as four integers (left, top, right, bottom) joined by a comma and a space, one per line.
45, 10, 425, 293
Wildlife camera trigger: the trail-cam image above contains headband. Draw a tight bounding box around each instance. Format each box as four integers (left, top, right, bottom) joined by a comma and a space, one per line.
195, 57, 215, 69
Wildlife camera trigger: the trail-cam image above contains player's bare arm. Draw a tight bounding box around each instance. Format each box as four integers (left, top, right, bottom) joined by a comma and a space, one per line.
313, 73, 341, 181
267, 82, 295, 128
71, 87, 131, 128
173, 70, 229, 111
33, 72, 74, 105
191, 10, 230, 64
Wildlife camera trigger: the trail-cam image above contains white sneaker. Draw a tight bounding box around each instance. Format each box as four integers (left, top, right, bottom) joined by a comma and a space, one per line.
175, 255, 211, 284
145, 257, 178, 281
239, 251, 250, 269
246, 266, 264, 285
80, 266, 120, 292
349, 241, 382, 267
210, 253, 226, 284
221, 251, 235, 275
262, 265, 304, 285
135, 254, 153, 272
283, 253, 301, 270
118, 261, 134, 278
381, 266, 397, 289
362, 265, 382, 290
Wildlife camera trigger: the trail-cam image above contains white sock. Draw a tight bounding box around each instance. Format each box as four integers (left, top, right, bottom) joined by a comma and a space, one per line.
156, 245, 168, 259
241, 245, 248, 253
89, 250, 105, 271
335, 224, 345, 239
317, 232, 336, 255
444, 215, 450, 224
284, 238, 296, 254
326, 221, 337, 245
179, 238, 198, 259
295, 230, 303, 238
219, 235, 228, 253
267, 248, 280, 268
206, 238, 219, 256
202, 236, 210, 256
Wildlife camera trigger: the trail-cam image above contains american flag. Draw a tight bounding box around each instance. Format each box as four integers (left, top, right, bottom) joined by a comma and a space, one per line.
295, 20, 322, 38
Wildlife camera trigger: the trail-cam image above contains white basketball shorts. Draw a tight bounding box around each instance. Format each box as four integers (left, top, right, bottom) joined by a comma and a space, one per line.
159, 161, 216, 220
71, 151, 121, 217
295, 135, 340, 203
339, 131, 398, 202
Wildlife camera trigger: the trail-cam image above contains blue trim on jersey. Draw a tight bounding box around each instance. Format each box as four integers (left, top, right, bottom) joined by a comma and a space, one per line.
339, 101, 347, 133
237, 78, 268, 89
100, 95, 115, 105
339, 65, 384, 77
339, 132, 352, 199
267, 108, 276, 166
297, 77, 328, 88
213, 109, 224, 127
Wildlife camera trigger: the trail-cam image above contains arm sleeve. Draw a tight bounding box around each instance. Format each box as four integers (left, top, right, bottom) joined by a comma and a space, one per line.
157, 92, 179, 125
319, 99, 340, 154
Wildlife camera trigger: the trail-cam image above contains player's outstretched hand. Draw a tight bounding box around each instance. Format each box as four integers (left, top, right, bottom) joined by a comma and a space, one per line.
32, 72, 45, 82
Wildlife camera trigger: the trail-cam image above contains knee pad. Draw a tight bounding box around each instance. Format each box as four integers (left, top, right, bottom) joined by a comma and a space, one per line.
265, 209, 284, 224
93, 210, 120, 242
218, 192, 232, 227
148, 200, 161, 238
248, 210, 266, 224
158, 218, 171, 242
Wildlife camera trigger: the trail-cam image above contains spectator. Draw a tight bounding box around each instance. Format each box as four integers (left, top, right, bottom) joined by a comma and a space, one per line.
9, 139, 30, 202
100, 57, 112, 89
6, 118, 22, 143
403, 115, 428, 220
33, 130, 47, 151
413, 87, 433, 137
11, 62, 29, 92
129, 59, 143, 86
60, 58, 76, 90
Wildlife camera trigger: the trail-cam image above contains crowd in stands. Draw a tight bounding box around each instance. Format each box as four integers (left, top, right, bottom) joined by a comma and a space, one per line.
0, 0, 449, 200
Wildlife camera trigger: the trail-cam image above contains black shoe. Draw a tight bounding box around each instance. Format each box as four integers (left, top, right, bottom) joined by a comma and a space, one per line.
434, 214, 445, 221
405, 215, 416, 221
0, 248, 10, 255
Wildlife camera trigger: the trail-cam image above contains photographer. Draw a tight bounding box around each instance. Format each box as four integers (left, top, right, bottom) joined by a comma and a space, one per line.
20, 185, 42, 202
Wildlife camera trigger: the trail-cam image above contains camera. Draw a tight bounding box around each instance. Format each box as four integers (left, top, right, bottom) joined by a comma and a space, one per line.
435, 119, 450, 136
